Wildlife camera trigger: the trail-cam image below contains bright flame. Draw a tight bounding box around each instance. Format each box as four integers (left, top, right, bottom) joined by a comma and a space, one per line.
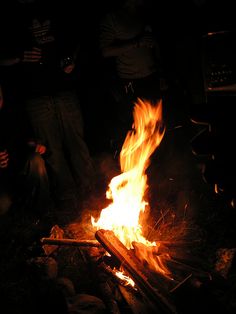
92, 98, 165, 251
115, 270, 135, 287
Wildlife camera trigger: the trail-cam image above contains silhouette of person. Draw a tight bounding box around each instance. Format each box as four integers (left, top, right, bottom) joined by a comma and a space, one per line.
0, 83, 52, 217
0, 0, 95, 219
99, 0, 166, 153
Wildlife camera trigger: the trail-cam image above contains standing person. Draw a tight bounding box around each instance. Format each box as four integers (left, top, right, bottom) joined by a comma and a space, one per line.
99, 0, 167, 153
0, 0, 94, 219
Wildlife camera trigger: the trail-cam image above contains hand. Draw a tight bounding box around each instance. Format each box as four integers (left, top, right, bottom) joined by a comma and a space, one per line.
22, 47, 42, 63
35, 144, 46, 155
0, 150, 9, 169
60, 56, 75, 74
63, 64, 75, 74
27, 141, 46, 155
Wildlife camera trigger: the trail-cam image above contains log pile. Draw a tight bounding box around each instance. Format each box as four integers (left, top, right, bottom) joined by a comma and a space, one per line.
39, 228, 228, 314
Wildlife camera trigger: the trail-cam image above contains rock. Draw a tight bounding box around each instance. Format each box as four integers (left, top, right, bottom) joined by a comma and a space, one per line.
67, 293, 106, 314
29, 256, 58, 279
56, 277, 76, 298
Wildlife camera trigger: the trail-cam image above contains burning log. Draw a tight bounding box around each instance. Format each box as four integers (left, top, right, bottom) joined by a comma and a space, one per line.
97, 261, 151, 313
96, 277, 121, 314
132, 241, 213, 292
80, 245, 122, 314
156, 240, 202, 248
165, 258, 212, 282
95, 229, 177, 314
118, 284, 149, 314
41, 237, 101, 247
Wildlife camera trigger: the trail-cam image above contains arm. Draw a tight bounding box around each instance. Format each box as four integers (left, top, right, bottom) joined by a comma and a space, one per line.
0, 47, 42, 67
101, 39, 140, 58
0, 150, 9, 169
27, 140, 46, 155
100, 15, 156, 58
0, 57, 21, 66
60, 43, 80, 74
100, 14, 138, 58
0, 143, 46, 171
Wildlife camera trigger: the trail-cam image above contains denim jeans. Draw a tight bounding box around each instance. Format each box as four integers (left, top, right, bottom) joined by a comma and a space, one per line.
25, 90, 94, 202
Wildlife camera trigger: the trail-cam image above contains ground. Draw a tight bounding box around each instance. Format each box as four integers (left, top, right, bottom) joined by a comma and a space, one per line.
0, 93, 236, 314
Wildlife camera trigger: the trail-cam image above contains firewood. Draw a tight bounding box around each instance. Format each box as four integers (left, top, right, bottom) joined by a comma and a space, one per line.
118, 284, 151, 314
40, 237, 101, 247
95, 229, 177, 314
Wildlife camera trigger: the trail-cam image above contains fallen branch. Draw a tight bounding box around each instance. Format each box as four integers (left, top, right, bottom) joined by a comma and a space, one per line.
40, 237, 101, 247
95, 229, 177, 314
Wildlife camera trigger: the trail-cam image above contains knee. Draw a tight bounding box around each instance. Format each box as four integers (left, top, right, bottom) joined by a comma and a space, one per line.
0, 192, 12, 216
28, 152, 47, 177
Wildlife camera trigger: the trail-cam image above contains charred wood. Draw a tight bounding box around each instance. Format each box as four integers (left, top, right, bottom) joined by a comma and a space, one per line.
41, 237, 101, 247
118, 284, 151, 314
95, 229, 177, 314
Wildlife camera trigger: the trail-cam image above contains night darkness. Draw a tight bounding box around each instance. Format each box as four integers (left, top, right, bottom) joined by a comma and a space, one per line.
0, 1, 236, 313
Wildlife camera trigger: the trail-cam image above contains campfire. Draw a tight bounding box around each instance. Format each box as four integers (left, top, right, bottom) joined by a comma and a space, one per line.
40, 98, 215, 313
91, 98, 164, 236
91, 98, 166, 268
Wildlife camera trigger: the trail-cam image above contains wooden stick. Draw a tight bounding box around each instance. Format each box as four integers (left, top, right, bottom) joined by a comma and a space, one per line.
118, 284, 150, 314
40, 237, 101, 247
95, 229, 177, 314
169, 274, 193, 293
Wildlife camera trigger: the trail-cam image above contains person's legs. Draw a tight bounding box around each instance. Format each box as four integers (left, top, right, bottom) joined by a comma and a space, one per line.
0, 152, 52, 220
54, 90, 95, 195
25, 95, 78, 203
0, 184, 12, 216
0, 164, 21, 216
16, 152, 53, 216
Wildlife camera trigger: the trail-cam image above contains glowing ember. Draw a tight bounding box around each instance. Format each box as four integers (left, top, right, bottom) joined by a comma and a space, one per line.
92, 98, 165, 251
115, 270, 135, 287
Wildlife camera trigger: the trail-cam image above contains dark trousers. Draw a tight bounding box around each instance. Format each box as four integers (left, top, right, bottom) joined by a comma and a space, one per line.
24, 90, 94, 201
0, 152, 52, 216
105, 72, 162, 154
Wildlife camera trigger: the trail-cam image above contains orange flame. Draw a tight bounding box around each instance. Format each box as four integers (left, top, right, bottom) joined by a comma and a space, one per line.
115, 270, 136, 287
92, 98, 165, 253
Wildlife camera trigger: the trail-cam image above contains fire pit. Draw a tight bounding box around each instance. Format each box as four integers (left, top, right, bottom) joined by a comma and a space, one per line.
38, 98, 233, 313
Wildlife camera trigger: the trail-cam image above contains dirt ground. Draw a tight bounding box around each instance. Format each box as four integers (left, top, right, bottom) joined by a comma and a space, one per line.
1, 96, 236, 314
